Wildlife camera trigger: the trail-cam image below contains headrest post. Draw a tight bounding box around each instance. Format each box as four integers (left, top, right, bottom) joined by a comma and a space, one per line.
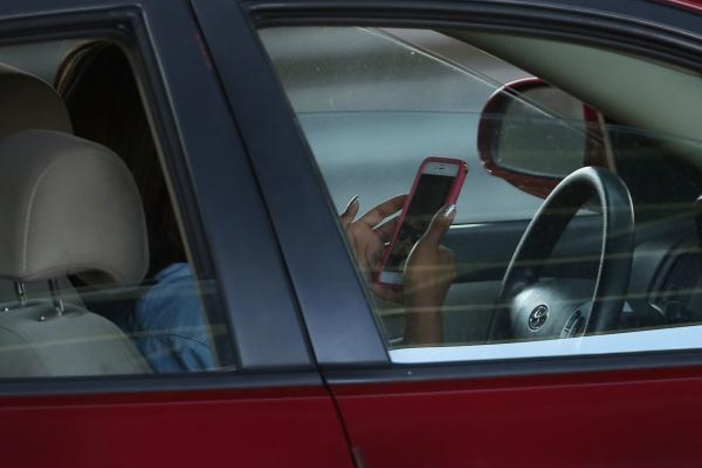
48, 279, 64, 317
14, 282, 27, 306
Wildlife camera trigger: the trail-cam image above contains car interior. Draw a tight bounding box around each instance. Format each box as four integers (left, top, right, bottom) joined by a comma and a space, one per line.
0, 61, 152, 376
0, 24, 700, 376
444, 30, 702, 349
0, 41, 216, 377
260, 26, 702, 356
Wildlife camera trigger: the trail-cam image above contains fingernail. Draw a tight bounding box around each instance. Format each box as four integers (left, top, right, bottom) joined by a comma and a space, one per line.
345, 195, 359, 211
443, 204, 457, 219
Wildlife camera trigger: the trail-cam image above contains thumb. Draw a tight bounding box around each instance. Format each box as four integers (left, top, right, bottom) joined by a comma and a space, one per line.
421, 204, 456, 246
340, 195, 360, 229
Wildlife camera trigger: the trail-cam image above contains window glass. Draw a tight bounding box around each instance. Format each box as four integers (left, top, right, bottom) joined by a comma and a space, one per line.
259, 26, 702, 363
261, 27, 551, 224
0, 39, 234, 377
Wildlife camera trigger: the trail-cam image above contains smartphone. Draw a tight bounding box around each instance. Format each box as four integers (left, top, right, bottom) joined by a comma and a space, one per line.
376, 157, 468, 288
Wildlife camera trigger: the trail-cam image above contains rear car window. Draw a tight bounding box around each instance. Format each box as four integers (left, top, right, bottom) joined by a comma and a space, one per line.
0, 39, 236, 378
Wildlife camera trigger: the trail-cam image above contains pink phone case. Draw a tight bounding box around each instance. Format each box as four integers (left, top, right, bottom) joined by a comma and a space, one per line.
375, 157, 469, 289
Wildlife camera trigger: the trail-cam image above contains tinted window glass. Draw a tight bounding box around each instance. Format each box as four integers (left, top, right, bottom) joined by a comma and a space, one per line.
0, 39, 235, 377
260, 26, 702, 365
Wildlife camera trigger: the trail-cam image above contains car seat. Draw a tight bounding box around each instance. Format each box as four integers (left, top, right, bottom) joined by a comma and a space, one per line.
0, 63, 81, 304
0, 62, 72, 136
0, 129, 152, 376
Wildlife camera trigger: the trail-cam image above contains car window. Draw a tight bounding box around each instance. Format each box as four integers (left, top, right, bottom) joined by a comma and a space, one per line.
0, 39, 236, 377
260, 26, 557, 224
258, 26, 702, 364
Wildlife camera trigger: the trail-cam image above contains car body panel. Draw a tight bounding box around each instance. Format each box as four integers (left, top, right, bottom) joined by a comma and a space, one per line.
0, 385, 353, 468
334, 367, 702, 468
0, 0, 700, 467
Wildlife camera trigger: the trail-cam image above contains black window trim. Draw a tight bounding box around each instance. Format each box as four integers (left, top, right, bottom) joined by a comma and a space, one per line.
191, 0, 393, 370
0, 370, 324, 398
217, 0, 702, 380
247, 0, 702, 72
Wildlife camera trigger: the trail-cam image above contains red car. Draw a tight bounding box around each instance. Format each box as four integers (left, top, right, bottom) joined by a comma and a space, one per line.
0, 0, 702, 467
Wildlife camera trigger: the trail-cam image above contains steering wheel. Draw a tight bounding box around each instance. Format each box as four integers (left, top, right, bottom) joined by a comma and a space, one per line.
489, 166, 635, 342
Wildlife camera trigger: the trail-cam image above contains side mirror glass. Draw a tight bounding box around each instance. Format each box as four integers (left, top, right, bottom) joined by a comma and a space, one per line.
478, 78, 604, 197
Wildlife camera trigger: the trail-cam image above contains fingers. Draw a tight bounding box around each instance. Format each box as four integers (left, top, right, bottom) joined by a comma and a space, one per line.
438, 245, 455, 262
421, 204, 457, 246
372, 282, 404, 304
439, 246, 457, 280
374, 218, 399, 243
358, 194, 407, 227
340, 195, 360, 229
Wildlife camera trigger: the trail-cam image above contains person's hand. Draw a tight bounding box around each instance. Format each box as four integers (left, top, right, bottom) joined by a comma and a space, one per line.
404, 204, 457, 306
402, 204, 457, 345
340, 194, 407, 302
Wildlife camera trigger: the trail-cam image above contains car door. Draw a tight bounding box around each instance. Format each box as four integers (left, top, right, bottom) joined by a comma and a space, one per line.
0, 2, 353, 467
197, 0, 702, 466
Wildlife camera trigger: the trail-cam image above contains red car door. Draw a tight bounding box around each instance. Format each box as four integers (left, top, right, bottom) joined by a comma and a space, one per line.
199, 0, 702, 467
0, 2, 353, 467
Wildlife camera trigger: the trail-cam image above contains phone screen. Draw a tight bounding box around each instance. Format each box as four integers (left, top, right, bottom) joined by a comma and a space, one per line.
384, 173, 456, 273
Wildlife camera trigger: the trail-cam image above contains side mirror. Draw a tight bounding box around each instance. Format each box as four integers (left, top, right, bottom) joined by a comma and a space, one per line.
478, 78, 604, 198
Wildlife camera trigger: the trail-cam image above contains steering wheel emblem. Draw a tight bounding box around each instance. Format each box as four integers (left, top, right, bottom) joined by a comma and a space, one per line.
528, 305, 549, 331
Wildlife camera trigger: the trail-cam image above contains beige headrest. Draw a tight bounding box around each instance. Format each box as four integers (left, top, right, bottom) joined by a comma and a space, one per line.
0, 130, 148, 285
0, 64, 72, 136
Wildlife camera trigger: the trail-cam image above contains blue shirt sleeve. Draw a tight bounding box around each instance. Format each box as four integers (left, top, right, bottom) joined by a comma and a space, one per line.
127, 263, 215, 373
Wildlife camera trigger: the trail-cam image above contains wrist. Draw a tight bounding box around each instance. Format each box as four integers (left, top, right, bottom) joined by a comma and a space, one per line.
405, 289, 448, 309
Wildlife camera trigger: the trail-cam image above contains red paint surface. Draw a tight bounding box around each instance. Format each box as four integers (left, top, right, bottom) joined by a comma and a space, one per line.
333, 367, 702, 467
0, 385, 354, 468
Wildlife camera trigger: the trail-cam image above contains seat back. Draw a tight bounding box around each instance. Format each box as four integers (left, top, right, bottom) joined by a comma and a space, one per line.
0, 63, 81, 308
0, 303, 150, 376
0, 130, 151, 377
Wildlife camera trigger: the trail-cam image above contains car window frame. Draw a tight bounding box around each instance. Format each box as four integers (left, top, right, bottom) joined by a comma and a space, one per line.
191, 0, 392, 369
198, 0, 702, 380
0, 0, 316, 395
